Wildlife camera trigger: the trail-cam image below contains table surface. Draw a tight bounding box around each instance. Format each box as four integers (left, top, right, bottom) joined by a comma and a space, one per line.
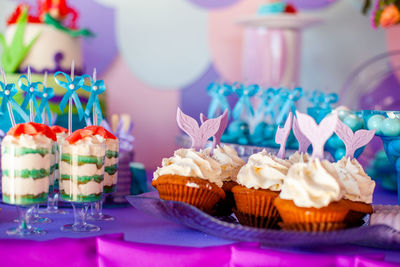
0, 183, 399, 263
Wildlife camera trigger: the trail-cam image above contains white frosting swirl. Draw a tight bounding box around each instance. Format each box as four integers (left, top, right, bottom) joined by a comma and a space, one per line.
280, 159, 343, 208
333, 158, 375, 204
153, 148, 223, 187
288, 152, 309, 164
2, 134, 53, 149
205, 145, 245, 182
236, 150, 291, 191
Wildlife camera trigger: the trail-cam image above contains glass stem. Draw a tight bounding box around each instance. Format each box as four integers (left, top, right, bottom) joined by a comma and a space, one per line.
72, 203, 88, 228
17, 206, 33, 231
47, 193, 59, 211
95, 200, 103, 216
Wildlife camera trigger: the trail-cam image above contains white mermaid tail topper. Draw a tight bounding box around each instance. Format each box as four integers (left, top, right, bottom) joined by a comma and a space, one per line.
177, 107, 222, 151
334, 118, 375, 159
295, 111, 338, 160
275, 112, 293, 159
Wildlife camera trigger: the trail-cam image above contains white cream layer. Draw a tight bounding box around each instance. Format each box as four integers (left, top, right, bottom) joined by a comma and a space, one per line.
2, 153, 52, 170
333, 158, 375, 204
153, 148, 223, 187
60, 180, 103, 196
2, 176, 49, 195
59, 161, 105, 177
104, 173, 118, 186
280, 159, 343, 208
236, 150, 291, 191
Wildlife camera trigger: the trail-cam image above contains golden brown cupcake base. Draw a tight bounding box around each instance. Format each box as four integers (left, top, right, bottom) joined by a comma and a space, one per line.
279, 222, 346, 232
232, 185, 281, 229
152, 175, 225, 213
274, 198, 349, 231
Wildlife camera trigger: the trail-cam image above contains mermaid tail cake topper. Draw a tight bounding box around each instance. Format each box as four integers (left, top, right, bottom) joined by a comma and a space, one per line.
177, 107, 221, 151
275, 112, 293, 159
200, 109, 228, 149
335, 118, 375, 159
292, 116, 311, 153
296, 111, 338, 160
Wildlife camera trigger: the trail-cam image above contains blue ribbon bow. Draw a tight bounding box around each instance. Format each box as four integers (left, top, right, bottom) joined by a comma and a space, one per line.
18, 75, 41, 113
207, 82, 232, 119
232, 83, 259, 120
81, 74, 106, 123
35, 86, 55, 124
0, 81, 29, 122
276, 87, 303, 125
256, 87, 277, 116
55, 71, 85, 120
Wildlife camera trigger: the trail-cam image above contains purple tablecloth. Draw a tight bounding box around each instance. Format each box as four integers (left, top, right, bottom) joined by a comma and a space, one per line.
0, 183, 399, 266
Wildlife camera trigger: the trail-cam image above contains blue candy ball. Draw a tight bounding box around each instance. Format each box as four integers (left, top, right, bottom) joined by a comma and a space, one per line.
381, 118, 400, 137
327, 135, 344, 148
334, 148, 346, 161
367, 115, 385, 134
343, 114, 363, 131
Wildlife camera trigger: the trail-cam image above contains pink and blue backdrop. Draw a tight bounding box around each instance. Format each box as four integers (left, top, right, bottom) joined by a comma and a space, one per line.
1, 0, 400, 169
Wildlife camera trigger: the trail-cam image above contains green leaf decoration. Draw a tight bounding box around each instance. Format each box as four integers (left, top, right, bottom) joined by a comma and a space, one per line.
44, 14, 95, 38
0, 8, 40, 73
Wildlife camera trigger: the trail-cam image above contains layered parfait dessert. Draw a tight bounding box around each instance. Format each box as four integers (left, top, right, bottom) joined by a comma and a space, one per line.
59, 128, 106, 202
50, 125, 68, 184
1, 123, 56, 205
84, 126, 119, 193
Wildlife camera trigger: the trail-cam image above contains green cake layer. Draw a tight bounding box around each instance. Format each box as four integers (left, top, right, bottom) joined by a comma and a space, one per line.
61, 154, 104, 169
105, 164, 118, 176
50, 164, 56, 175
104, 185, 116, 194
3, 192, 48, 205
106, 150, 119, 159
2, 169, 50, 179
2, 147, 50, 157
60, 174, 103, 184
60, 191, 102, 202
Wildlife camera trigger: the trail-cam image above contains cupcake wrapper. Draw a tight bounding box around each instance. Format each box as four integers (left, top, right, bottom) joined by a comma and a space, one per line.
155, 182, 223, 213
234, 209, 281, 229
212, 181, 237, 216
279, 222, 346, 232
279, 209, 348, 224
233, 188, 280, 218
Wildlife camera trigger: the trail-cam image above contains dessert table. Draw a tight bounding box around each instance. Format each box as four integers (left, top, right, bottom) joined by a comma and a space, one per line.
0, 183, 399, 267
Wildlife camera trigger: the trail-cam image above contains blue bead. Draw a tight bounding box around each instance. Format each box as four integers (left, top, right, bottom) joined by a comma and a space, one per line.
334, 148, 346, 161
343, 114, 363, 131
367, 115, 385, 135
381, 118, 400, 137
388, 140, 400, 157
327, 135, 344, 148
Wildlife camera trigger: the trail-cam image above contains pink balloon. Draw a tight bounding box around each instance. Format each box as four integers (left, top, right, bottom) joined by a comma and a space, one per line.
103, 55, 180, 169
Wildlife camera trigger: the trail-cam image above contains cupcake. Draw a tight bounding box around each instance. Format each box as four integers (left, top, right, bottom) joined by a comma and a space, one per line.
152, 148, 225, 213
232, 149, 291, 228
205, 145, 245, 216
333, 157, 375, 227
275, 158, 349, 231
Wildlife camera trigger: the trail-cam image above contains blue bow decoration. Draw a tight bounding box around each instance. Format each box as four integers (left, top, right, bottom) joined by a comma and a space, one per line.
232, 83, 259, 120
256, 87, 277, 116
0, 81, 29, 122
55, 71, 85, 120
35, 86, 55, 123
276, 87, 303, 125
81, 74, 106, 123
207, 82, 232, 119
320, 92, 338, 109
18, 75, 41, 113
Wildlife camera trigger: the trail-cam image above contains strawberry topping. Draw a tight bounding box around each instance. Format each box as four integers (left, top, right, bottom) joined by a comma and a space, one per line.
7, 122, 57, 141
65, 129, 93, 144
50, 125, 68, 134
84, 126, 117, 140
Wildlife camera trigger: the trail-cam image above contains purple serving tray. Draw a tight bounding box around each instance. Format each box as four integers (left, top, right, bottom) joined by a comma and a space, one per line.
126, 192, 400, 250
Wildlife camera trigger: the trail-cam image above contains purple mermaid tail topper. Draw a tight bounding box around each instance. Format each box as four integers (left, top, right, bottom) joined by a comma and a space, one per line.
275, 112, 293, 159
296, 111, 338, 160
200, 109, 228, 147
293, 116, 311, 153
177, 107, 221, 151
335, 119, 375, 159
